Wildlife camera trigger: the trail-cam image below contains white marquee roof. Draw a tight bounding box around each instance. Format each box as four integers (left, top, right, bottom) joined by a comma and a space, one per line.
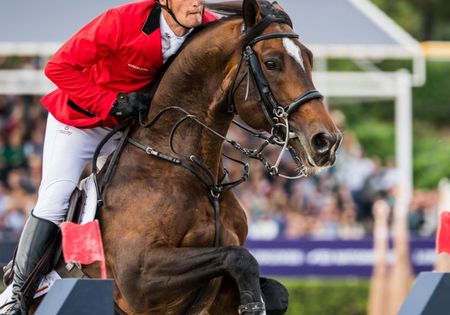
0, 0, 421, 58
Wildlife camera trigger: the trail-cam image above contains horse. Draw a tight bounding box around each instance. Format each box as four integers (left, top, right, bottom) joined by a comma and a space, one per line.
32, 0, 342, 314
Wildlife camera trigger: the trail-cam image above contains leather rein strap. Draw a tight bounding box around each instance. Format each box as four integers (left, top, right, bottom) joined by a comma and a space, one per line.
91, 118, 133, 208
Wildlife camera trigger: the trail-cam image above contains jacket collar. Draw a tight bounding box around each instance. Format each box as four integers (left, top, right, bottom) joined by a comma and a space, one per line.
142, 5, 161, 35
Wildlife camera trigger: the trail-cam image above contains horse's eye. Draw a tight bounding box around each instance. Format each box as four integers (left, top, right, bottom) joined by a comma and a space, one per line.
264, 59, 281, 71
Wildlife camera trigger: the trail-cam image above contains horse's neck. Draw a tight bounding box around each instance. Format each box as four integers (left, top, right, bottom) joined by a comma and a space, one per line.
135, 20, 241, 177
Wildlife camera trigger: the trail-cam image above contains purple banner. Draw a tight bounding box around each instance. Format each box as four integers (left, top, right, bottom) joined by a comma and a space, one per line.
1, 238, 437, 277
245, 238, 436, 277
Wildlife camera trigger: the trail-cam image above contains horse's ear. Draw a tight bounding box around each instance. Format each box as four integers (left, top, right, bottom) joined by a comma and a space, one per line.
243, 0, 263, 29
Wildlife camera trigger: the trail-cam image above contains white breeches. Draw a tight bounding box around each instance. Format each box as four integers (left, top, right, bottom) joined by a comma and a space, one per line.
33, 114, 121, 224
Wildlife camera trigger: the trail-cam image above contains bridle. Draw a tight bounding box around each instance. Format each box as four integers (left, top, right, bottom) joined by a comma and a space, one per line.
228, 32, 323, 128
227, 16, 323, 179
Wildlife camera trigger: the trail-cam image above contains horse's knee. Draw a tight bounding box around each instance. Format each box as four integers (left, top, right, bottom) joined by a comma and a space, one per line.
224, 247, 260, 281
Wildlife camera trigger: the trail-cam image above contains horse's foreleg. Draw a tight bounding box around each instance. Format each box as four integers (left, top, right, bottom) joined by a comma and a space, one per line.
115, 246, 264, 314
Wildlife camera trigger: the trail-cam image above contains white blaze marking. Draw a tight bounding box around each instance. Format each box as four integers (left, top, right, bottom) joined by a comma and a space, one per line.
282, 38, 305, 71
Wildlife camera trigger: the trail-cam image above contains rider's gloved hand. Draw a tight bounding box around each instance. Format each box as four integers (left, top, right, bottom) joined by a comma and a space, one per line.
110, 92, 150, 118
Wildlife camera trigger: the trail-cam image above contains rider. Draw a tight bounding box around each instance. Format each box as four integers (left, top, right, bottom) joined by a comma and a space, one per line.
0, 1, 216, 314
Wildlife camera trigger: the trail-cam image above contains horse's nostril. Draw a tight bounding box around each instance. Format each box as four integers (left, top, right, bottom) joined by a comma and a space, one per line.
311, 132, 332, 154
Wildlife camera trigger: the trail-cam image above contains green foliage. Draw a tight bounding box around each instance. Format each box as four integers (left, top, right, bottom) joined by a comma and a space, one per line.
412, 122, 450, 189
329, 60, 450, 189
0, 276, 370, 314
371, 0, 450, 40
332, 61, 450, 129
331, 101, 396, 163
327, 59, 362, 72
372, 0, 422, 38
333, 108, 450, 189
413, 61, 450, 128
347, 118, 396, 162
280, 278, 369, 315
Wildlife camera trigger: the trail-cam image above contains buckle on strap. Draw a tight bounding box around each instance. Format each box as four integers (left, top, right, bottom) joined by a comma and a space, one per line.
238, 301, 265, 314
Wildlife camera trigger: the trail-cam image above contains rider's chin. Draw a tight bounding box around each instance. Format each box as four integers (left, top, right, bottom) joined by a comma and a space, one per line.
186, 13, 201, 25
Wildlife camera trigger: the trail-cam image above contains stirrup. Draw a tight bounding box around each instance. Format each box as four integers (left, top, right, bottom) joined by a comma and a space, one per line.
238, 301, 265, 314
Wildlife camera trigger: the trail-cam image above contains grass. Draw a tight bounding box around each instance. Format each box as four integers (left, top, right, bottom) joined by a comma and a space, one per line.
0, 272, 370, 314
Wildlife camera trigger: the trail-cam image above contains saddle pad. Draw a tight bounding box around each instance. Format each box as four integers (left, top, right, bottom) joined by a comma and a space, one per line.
78, 173, 98, 224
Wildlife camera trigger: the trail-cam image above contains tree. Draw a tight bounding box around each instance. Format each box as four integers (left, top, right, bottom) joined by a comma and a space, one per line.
372, 0, 450, 40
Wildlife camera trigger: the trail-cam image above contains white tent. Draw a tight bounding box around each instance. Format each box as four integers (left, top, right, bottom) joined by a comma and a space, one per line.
0, 0, 426, 211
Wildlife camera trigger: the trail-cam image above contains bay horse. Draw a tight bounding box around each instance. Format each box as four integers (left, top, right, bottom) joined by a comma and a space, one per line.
38, 0, 341, 314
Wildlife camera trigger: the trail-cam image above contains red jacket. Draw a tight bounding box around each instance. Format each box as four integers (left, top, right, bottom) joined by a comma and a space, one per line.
41, 0, 217, 128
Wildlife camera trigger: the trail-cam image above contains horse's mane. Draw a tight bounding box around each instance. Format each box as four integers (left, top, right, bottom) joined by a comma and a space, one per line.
168, 0, 293, 59
145, 4, 241, 98
205, 1, 244, 16
206, 1, 292, 24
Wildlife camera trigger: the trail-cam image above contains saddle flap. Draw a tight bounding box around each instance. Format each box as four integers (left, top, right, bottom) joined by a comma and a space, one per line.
65, 187, 85, 224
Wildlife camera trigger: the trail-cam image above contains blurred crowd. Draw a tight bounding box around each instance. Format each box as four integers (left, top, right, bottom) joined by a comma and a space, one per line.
224, 111, 442, 241
0, 94, 46, 241
0, 94, 442, 242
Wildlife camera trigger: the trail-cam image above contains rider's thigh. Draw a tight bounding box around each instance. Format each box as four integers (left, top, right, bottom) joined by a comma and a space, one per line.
33, 114, 119, 224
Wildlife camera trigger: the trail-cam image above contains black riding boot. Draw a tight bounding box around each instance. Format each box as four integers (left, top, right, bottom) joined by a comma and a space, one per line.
0, 213, 58, 315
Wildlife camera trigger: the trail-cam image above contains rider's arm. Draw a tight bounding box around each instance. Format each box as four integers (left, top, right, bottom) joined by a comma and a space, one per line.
44, 9, 121, 121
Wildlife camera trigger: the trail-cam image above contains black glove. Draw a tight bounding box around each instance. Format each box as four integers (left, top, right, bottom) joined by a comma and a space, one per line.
260, 277, 289, 315
110, 92, 150, 118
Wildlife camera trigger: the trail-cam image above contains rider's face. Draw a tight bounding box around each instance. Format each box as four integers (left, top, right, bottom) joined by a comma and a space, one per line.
161, 0, 205, 32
